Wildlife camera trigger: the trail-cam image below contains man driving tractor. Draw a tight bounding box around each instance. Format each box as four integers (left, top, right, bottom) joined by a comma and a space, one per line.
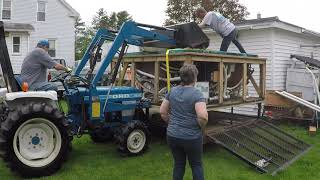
20, 40, 71, 91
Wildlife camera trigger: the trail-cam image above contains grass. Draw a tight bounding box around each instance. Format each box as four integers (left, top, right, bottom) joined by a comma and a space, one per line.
1, 124, 320, 180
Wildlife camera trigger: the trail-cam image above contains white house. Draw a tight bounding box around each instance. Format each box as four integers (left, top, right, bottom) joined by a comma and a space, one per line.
0, 0, 79, 73
204, 16, 320, 115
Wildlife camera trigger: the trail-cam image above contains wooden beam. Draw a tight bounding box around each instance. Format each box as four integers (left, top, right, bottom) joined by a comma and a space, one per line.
121, 57, 266, 64
219, 61, 224, 104
153, 61, 160, 103
206, 98, 264, 111
248, 74, 261, 97
118, 62, 129, 86
122, 52, 264, 60
131, 62, 136, 87
121, 53, 266, 64
242, 63, 248, 101
184, 55, 193, 64
260, 63, 266, 98
111, 61, 116, 70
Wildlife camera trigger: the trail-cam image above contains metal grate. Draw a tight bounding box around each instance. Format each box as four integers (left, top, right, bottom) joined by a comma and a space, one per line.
207, 120, 312, 175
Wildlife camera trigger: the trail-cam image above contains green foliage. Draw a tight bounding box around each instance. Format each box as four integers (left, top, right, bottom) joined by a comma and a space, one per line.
92, 8, 109, 30
91, 8, 133, 30
75, 16, 90, 61
165, 0, 201, 25
75, 27, 95, 61
202, 0, 249, 22
75, 17, 85, 35
165, 0, 249, 25
116, 11, 133, 29
75, 9, 133, 60
108, 12, 118, 30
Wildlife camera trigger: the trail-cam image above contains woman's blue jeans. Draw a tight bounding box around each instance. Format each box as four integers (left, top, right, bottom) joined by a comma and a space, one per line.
167, 135, 204, 180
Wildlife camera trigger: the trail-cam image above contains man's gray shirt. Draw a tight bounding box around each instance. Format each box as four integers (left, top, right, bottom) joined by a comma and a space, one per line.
200, 11, 235, 37
165, 86, 206, 140
20, 48, 57, 86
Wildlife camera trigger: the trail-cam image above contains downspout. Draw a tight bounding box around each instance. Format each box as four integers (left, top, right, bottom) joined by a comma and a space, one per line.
271, 28, 276, 90
27, 33, 30, 53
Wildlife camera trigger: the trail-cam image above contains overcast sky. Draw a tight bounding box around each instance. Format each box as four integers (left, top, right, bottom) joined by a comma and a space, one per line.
65, 0, 320, 32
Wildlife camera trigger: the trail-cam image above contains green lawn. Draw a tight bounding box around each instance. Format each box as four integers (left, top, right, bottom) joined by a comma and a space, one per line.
1, 125, 320, 180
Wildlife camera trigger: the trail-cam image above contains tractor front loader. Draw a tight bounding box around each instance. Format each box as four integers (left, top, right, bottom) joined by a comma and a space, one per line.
0, 20, 208, 178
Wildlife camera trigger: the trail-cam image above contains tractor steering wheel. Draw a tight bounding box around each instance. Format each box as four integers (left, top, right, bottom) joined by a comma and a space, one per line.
50, 71, 71, 82
69, 75, 91, 86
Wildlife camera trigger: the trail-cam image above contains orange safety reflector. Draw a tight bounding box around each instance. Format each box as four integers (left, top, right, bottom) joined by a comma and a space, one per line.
22, 82, 29, 92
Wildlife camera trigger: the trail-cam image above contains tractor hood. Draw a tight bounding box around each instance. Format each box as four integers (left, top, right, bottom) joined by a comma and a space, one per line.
77, 86, 143, 102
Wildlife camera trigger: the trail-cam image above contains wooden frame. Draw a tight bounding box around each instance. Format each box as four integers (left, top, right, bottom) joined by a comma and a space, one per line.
118, 52, 266, 110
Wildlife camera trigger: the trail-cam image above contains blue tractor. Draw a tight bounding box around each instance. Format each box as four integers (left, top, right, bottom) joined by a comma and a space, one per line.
0, 21, 209, 177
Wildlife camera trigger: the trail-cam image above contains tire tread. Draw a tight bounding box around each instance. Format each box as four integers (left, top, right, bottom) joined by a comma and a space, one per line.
0, 102, 72, 178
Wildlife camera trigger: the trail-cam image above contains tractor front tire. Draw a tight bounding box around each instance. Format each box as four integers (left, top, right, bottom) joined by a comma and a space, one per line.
0, 102, 72, 178
115, 121, 150, 156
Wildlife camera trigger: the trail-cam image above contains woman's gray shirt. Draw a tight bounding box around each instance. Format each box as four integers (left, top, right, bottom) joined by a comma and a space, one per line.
165, 86, 206, 140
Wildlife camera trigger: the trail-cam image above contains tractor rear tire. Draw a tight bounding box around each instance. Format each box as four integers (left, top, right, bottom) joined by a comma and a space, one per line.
0, 102, 72, 178
115, 121, 150, 156
89, 128, 114, 143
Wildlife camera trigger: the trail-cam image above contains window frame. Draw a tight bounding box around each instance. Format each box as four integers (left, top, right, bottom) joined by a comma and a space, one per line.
1, 0, 12, 20
12, 35, 21, 55
48, 39, 56, 57
36, 1, 47, 22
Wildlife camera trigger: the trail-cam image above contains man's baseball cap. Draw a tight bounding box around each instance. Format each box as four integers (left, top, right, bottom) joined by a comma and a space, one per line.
37, 40, 49, 48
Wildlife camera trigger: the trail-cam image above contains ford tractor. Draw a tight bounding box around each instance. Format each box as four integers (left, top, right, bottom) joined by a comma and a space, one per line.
0, 21, 209, 178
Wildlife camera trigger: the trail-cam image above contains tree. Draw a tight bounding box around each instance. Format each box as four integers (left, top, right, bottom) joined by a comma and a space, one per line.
201, 0, 249, 22
75, 10, 134, 60
165, 0, 201, 25
75, 17, 87, 60
92, 8, 109, 29
75, 27, 95, 60
107, 12, 117, 30
91, 9, 133, 31
116, 11, 133, 29
75, 17, 85, 35
165, 0, 249, 25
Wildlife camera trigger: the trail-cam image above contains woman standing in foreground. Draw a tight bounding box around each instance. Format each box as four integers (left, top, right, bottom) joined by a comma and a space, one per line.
160, 64, 208, 180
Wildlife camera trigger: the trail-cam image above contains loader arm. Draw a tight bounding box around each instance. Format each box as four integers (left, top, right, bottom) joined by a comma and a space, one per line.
74, 28, 117, 76
74, 21, 177, 86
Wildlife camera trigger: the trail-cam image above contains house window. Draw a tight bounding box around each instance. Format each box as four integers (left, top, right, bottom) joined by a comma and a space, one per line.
48, 40, 56, 57
2, 0, 12, 20
12, 36, 20, 54
37, 1, 46, 21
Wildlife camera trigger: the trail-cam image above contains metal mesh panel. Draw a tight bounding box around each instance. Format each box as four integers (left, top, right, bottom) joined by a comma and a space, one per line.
207, 120, 311, 175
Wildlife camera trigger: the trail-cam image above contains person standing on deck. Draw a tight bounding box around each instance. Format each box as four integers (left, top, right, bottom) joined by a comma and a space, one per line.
195, 7, 246, 53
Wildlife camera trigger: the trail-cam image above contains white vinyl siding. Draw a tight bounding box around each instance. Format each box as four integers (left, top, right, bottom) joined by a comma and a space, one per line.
5, 33, 29, 73
29, 0, 76, 66
206, 29, 273, 115
272, 29, 320, 90
206, 27, 320, 116
2, 0, 77, 72
12, 36, 21, 54
2, 0, 11, 20
37, 1, 46, 22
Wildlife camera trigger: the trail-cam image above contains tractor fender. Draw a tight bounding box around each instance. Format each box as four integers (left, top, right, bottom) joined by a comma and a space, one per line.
0, 88, 7, 97
5, 91, 58, 109
5, 91, 58, 101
